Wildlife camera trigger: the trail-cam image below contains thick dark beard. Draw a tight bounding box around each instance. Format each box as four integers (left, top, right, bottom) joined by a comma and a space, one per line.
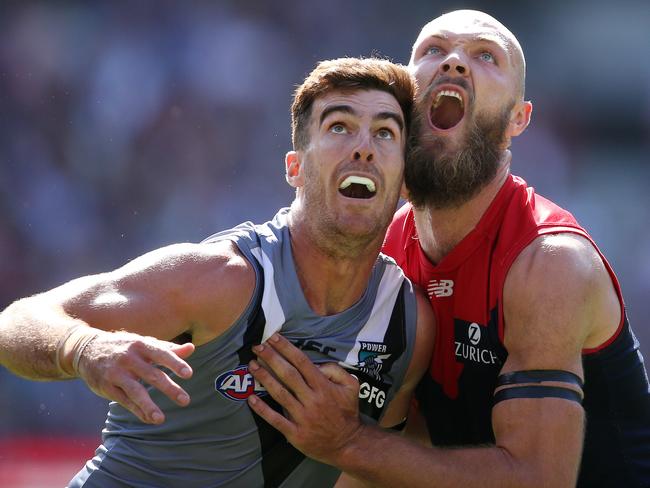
405, 102, 512, 210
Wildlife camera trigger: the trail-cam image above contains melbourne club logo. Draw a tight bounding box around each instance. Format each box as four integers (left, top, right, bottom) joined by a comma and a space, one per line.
346, 341, 391, 381
427, 279, 454, 298
215, 365, 267, 401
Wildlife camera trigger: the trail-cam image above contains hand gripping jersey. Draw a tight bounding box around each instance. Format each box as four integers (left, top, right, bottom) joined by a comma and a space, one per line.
69, 208, 417, 488
383, 174, 650, 487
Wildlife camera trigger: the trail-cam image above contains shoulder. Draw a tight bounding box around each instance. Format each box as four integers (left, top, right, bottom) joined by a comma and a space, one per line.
113, 240, 255, 287
508, 234, 600, 284
114, 240, 257, 340
503, 233, 620, 366
506, 233, 612, 302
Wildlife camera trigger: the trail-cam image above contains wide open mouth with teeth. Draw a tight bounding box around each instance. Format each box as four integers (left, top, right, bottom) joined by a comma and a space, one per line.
430, 89, 465, 130
338, 175, 376, 199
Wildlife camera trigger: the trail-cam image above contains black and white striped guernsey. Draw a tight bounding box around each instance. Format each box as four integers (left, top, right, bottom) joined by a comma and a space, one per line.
69, 208, 418, 488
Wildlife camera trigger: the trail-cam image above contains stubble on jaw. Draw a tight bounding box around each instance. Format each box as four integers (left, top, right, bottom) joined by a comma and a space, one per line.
294, 164, 397, 260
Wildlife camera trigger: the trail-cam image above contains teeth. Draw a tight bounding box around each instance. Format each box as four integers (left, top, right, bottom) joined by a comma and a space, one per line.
433, 90, 464, 109
339, 175, 376, 193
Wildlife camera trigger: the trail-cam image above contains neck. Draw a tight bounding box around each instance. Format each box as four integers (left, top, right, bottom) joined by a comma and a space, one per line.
287, 211, 384, 316
413, 153, 511, 265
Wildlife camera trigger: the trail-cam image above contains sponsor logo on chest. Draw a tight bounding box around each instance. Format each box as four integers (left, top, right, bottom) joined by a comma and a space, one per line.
453, 319, 503, 366
353, 376, 386, 409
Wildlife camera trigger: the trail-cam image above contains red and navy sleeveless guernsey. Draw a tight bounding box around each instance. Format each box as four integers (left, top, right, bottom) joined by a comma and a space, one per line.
383, 174, 650, 487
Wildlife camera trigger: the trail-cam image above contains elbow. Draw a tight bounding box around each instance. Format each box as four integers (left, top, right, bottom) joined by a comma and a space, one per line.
0, 299, 27, 366
0, 298, 24, 338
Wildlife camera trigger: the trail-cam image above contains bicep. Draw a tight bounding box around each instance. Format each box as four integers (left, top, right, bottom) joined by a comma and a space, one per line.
45, 246, 190, 338
494, 235, 602, 485
48, 241, 255, 341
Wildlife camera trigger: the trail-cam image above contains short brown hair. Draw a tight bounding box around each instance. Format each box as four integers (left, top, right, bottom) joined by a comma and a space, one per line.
291, 57, 415, 150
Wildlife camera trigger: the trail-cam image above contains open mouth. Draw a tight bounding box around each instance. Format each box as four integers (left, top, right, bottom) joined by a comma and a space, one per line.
338, 175, 376, 199
430, 89, 465, 130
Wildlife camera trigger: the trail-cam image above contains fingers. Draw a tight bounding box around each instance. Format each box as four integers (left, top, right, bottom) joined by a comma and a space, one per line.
145, 340, 194, 380
252, 340, 314, 399
107, 384, 149, 423
248, 336, 365, 465
102, 357, 185, 424
80, 334, 195, 424
247, 394, 297, 438
319, 362, 359, 390
115, 376, 166, 424
249, 359, 302, 416
255, 334, 325, 389
171, 342, 196, 361
129, 355, 190, 407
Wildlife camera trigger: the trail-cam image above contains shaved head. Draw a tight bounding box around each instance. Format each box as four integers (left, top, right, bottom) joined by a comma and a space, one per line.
404, 9, 533, 209
411, 10, 526, 99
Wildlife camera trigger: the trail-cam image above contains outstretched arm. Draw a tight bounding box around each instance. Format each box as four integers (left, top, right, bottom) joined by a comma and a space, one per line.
0, 239, 255, 423
248, 234, 620, 487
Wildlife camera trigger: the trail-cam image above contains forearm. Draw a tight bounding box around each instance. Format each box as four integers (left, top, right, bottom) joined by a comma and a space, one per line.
337, 425, 531, 488
0, 297, 92, 380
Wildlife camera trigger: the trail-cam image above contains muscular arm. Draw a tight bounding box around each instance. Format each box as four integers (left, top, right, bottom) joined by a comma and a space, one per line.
250, 234, 621, 487
0, 239, 255, 422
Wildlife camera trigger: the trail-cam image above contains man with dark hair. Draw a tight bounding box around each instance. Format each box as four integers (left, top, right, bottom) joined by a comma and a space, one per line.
0, 57, 434, 487
248, 11, 650, 488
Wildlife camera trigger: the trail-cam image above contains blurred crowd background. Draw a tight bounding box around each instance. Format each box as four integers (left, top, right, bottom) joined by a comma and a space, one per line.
1, 0, 649, 483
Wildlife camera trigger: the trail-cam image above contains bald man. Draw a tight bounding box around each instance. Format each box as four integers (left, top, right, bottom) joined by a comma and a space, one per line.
248, 10, 650, 488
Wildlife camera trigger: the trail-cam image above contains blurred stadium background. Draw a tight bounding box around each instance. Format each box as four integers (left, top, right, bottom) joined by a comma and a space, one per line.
0, 0, 648, 485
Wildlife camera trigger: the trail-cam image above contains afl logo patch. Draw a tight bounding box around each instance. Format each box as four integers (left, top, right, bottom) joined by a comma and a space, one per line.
215, 365, 267, 401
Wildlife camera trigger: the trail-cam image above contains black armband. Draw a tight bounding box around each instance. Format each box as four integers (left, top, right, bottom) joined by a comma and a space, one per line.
497, 369, 584, 388
493, 385, 583, 406
493, 369, 584, 406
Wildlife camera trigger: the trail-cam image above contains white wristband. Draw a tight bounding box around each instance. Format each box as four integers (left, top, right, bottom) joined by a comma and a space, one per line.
55, 324, 82, 377
71, 332, 99, 375
55, 325, 100, 377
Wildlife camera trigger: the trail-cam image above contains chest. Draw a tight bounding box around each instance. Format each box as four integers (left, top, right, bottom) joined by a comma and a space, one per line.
405, 243, 509, 398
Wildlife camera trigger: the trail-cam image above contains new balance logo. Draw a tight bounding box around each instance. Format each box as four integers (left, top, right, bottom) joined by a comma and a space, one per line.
427, 279, 454, 298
